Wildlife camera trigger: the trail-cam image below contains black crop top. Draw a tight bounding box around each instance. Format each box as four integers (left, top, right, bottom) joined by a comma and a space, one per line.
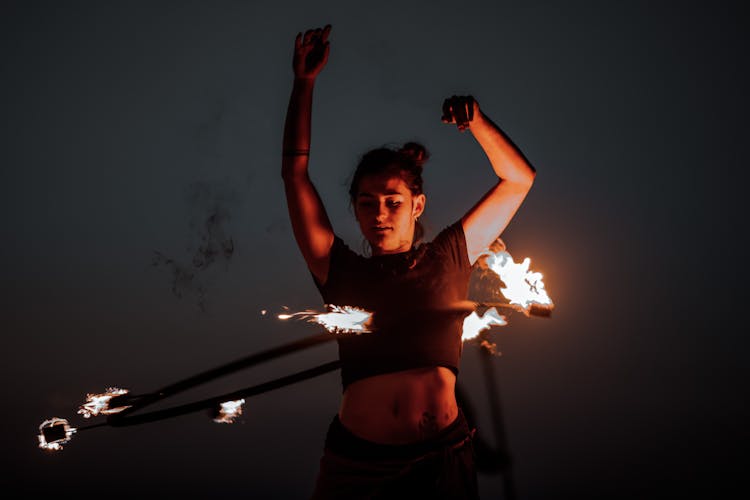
312, 221, 472, 390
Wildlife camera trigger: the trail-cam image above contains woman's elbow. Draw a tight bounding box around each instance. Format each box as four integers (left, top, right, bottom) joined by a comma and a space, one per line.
281, 155, 310, 181
281, 164, 307, 183
504, 171, 535, 193
526, 169, 536, 187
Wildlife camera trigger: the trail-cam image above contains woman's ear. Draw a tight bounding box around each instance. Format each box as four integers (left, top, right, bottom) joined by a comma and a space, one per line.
412, 194, 426, 219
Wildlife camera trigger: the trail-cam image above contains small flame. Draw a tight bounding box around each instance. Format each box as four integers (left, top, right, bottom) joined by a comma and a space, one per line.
479, 339, 499, 355
38, 418, 77, 451
278, 305, 373, 334
482, 248, 553, 313
462, 307, 507, 341
77, 387, 131, 418
213, 399, 245, 424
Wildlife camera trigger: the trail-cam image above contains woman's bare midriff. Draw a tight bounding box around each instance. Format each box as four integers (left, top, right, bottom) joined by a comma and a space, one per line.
338, 366, 459, 445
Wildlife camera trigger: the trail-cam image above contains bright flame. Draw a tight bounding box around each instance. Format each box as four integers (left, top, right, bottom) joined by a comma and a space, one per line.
77, 387, 131, 418
462, 307, 507, 341
213, 399, 245, 424
278, 305, 373, 334
482, 248, 553, 314
38, 418, 77, 451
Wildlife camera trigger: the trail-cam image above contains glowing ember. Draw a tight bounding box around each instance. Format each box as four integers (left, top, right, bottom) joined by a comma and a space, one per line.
77, 387, 131, 418
278, 305, 373, 334
462, 307, 507, 341
482, 247, 553, 314
38, 418, 77, 451
213, 399, 245, 424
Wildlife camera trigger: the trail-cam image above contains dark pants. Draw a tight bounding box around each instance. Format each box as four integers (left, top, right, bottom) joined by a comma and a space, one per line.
311, 408, 479, 499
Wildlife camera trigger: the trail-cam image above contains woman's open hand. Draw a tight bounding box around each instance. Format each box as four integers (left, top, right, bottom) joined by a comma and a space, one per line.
441, 95, 480, 132
293, 25, 331, 80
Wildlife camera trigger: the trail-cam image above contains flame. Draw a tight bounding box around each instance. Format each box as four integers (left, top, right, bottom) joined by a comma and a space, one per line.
462, 307, 507, 341
278, 305, 373, 334
77, 387, 131, 418
213, 399, 245, 424
38, 418, 77, 451
482, 247, 553, 314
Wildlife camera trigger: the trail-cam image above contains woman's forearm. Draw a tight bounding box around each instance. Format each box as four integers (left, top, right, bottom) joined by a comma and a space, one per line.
281, 77, 316, 178
470, 112, 536, 186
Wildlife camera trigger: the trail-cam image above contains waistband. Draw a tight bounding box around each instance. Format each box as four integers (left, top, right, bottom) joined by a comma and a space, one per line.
324, 407, 474, 462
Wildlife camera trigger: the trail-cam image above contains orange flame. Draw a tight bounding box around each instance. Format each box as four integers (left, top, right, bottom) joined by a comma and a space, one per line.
77, 387, 131, 418
38, 418, 76, 451
462, 307, 507, 341
213, 399, 245, 424
278, 305, 373, 334
482, 246, 553, 314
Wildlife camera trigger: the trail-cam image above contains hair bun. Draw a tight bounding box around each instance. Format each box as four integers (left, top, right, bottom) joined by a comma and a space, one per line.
399, 142, 429, 168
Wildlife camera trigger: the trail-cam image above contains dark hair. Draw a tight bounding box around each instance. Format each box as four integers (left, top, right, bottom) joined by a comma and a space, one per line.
349, 142, 429, 243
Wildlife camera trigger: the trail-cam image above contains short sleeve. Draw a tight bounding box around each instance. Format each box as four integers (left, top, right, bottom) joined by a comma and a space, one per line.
311, 235, 362, 302
428, 221, 471, 273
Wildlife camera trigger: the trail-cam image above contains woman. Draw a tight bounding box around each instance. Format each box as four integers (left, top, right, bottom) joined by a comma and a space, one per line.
282, 25, 536, 499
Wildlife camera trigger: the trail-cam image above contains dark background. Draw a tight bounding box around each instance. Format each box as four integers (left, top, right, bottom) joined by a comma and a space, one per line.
2, 0, 747, 498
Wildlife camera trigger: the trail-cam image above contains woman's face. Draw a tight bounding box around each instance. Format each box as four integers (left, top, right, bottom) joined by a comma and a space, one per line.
354, 173, 425, 255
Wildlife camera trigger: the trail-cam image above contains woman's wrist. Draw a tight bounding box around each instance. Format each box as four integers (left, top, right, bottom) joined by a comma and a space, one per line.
294, 76, 316, 86
469, 110, 490, 131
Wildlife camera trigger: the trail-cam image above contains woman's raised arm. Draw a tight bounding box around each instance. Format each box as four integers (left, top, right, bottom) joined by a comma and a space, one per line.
443, 96, 537, 265
281, 25, 335, 284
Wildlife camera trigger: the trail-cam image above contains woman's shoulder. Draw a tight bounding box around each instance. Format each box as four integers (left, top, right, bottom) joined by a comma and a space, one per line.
327, 234, 370, 273
423, 220, 470, 270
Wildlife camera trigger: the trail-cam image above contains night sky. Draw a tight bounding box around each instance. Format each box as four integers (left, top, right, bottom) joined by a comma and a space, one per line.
2, 1, 746, 498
